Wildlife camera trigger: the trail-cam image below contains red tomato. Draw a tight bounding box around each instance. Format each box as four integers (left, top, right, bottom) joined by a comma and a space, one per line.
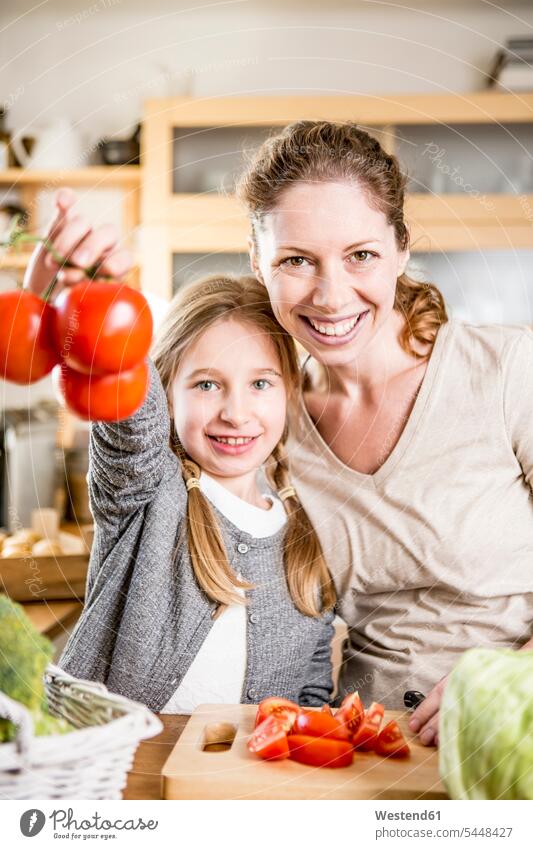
375, 721, 410, 758
53, 280, 153, 374
293, 711, 351, 742
351, 702, 385, 751
321, 704, 334, 715
288, 735, 353, 768
0, 290, 58, 383
336, 691, 365, 736
255, 697, 301, 729
55, 360, 149, 421
247, 716, 290, 761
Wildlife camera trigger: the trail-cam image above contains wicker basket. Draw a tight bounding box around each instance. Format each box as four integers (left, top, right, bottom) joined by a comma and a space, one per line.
0, 663, 163, 799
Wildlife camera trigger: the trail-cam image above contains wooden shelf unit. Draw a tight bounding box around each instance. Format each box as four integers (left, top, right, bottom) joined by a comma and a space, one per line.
0, 166, 142, 186
141, 93, 533, 299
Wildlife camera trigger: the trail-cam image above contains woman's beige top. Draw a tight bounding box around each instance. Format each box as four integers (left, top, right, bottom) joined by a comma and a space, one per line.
287, 319, 533, 709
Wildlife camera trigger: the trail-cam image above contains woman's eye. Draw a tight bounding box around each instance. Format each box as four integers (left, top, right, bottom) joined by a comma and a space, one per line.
350, 250, 374, 263
280, 256, 310, 268
196, 380, 217, 391
253, 379, 271, 390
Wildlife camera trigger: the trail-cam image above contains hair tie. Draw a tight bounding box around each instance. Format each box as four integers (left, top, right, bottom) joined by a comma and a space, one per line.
278, 485, 296, 502
186, 477, 201, 492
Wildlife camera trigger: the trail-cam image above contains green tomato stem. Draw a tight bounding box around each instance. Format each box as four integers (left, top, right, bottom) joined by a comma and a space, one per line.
0, 224, 115, 301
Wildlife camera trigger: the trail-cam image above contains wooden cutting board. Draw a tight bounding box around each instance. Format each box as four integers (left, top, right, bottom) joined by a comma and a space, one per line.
162, 704, 447, 800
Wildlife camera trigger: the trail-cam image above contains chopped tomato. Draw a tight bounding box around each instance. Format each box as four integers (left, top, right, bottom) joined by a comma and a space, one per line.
335, 691, 365, 736
293, 711, 351, 742
321, 704, 334, 715
255, 697, 301, 729
288, 734, 353, 768
247, 716, 290, 761
351, 702, 385, 751
375, 720, 410, 758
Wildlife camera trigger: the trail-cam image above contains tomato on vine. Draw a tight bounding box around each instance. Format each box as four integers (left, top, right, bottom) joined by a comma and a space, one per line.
0, 290, 58, 384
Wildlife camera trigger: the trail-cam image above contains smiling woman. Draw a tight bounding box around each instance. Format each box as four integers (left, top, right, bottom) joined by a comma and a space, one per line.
235, 120, 533, 746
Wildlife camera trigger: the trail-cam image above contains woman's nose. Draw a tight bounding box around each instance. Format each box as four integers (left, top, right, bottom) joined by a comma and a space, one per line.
311, 270, 350, 312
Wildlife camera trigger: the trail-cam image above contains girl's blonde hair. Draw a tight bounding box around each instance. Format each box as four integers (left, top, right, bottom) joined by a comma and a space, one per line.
236, 120, 448, 357
151, 273, 336, 618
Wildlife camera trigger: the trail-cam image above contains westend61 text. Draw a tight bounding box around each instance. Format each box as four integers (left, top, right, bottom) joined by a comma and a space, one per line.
375, 810, 441, 821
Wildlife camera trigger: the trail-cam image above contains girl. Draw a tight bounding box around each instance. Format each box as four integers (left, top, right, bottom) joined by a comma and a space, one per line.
57, 273, 336, 713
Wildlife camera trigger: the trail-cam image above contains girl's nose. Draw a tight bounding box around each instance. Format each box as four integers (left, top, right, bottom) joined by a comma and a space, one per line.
220, 397, 251, 428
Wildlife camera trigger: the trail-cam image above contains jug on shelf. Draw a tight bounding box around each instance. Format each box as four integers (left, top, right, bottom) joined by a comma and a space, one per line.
10, 118, 86, 170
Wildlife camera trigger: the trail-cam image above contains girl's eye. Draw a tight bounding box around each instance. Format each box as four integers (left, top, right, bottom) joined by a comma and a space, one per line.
280, 256, 310, 268
253, 379, 271, 390
196, 380, 217, 391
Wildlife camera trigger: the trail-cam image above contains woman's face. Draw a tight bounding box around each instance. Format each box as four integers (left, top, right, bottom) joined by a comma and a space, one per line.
249, 180, 409, 368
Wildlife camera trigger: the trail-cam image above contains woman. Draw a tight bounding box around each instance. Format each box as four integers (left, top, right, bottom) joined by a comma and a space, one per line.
26, 121, 533, 747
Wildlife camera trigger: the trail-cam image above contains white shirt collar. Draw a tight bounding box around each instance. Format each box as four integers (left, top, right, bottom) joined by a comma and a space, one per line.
199, 472, 287, 538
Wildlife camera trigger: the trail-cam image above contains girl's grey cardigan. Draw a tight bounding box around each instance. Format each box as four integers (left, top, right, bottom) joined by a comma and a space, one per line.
58, 359, 334, 712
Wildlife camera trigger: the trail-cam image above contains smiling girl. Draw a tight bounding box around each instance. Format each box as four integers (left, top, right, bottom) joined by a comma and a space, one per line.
53, 273, 336, 712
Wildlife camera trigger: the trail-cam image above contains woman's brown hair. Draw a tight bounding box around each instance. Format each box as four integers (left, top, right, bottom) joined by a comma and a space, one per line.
151, 273, 335, 618
235, 120, 448, 356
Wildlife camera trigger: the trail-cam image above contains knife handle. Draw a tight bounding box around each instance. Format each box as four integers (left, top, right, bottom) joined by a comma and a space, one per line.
403, 690, 425, 710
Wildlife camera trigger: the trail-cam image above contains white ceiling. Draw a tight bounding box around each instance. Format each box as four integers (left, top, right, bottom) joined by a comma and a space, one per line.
3, 0, 533, 12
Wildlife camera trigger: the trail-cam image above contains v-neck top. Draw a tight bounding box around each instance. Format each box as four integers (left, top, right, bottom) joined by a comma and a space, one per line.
287, 319, 533, 708
299, 314, 448, 489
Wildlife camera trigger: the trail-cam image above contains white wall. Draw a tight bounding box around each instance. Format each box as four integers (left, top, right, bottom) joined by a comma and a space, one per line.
1, 1, 532, 408
2, 1, 533, 146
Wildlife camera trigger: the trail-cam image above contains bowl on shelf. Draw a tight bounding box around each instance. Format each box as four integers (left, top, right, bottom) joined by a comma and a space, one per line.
98, 139, 140, 166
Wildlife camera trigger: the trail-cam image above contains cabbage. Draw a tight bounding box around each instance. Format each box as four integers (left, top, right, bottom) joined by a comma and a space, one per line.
439, 648, 533, 799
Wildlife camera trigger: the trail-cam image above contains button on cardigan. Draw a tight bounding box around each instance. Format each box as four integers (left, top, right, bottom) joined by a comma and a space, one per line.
58, 359, 334, 712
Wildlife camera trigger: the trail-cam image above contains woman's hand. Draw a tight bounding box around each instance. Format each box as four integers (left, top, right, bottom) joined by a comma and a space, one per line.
410, 640, 533, 748
23, 187, 133, 300
408, 674, 449, 747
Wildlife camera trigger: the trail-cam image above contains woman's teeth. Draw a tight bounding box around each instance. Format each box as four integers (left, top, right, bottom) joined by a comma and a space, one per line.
308, 314, 362, 337
211, 436, 255, 445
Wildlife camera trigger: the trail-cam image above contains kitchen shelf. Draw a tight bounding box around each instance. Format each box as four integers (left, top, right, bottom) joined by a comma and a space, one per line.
0, 250, 142, 272
0, 250, 34, 269
146, 192, 533, 251
21, 600, 83, 638
140, 93, 533, 299
0, 166, 142, 186
145, 93, 533, 128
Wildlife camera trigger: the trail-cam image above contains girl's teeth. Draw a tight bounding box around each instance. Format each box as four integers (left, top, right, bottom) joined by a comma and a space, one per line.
213, 436, 253, 445
309, 315, 359, 336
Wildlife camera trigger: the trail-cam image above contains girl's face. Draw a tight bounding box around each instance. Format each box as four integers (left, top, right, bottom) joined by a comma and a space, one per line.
249, 180, 409, 368
171, 318, 288, 483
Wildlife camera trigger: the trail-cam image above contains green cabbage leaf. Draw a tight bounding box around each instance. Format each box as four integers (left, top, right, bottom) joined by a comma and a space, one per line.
440, 648, 533, 799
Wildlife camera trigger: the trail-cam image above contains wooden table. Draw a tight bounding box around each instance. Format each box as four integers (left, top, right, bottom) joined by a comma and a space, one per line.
123, 714, 189, 800
124, 711, 445, 800
21, 600, 83, 639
